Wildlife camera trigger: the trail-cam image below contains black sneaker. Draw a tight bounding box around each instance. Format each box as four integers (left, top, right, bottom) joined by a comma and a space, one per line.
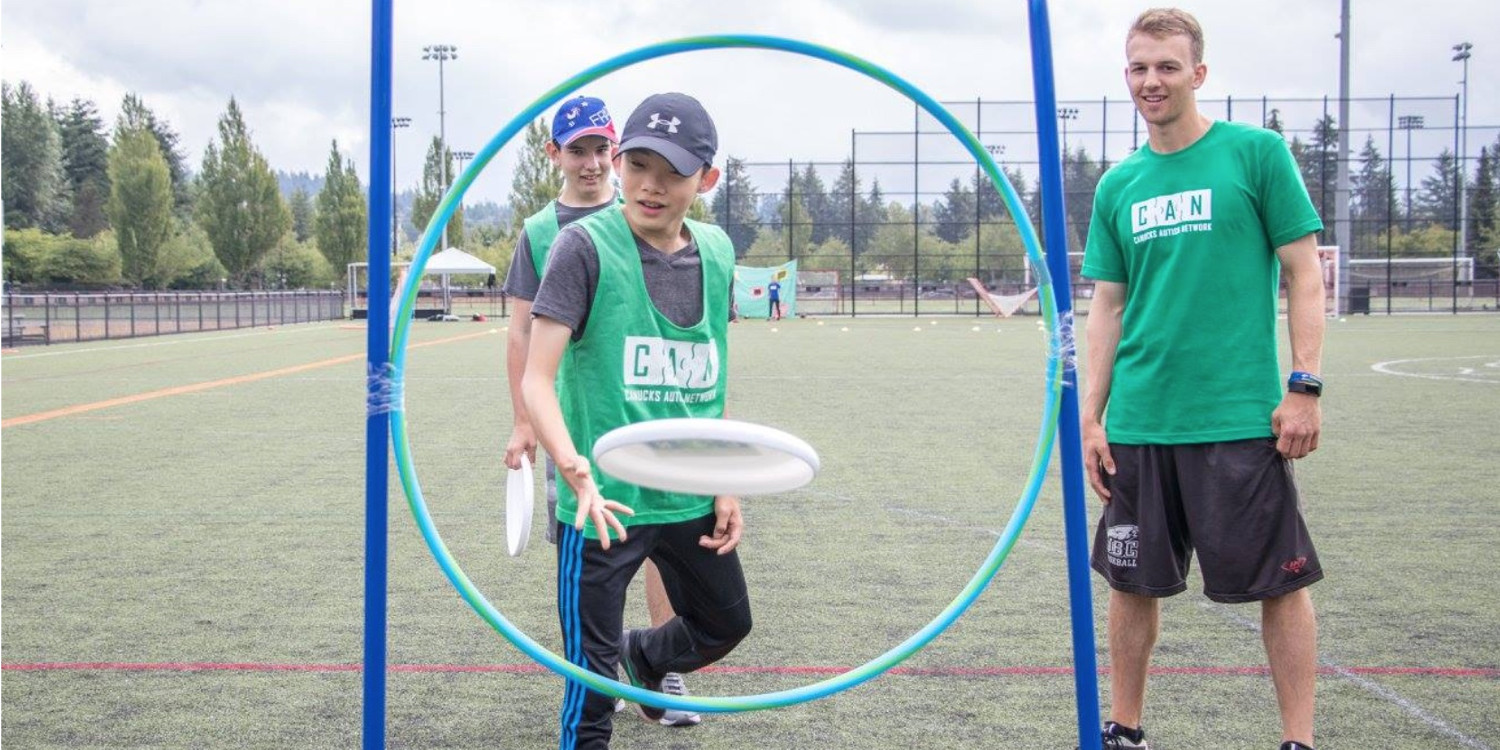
619, 629, 666, 722
1085, 721, 1149, 750
1280, 743, 1315, 750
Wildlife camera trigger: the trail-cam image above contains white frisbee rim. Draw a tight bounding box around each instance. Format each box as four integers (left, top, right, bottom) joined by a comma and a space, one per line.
505, 453, 534, 556
591, 418, 820, 496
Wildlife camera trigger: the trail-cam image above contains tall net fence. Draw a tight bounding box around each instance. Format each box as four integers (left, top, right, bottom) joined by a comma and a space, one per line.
713, 94, 1500, 316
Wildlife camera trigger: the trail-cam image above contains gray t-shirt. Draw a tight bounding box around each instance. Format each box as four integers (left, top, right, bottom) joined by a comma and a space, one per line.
531, 223, 734, 341
501, 200, 615, 302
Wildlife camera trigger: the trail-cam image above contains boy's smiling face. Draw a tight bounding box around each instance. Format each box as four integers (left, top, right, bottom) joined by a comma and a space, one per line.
548, 135, 616, 206
616, 149, 718, 248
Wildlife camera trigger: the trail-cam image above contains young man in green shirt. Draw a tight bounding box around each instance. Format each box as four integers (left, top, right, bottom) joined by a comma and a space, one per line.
523, 92, 748, 750
502, 94, 703, 729
1081, 9, 1326, 750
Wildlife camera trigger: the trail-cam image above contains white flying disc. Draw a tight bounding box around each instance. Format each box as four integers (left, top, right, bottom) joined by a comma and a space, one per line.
592, 418, 820, 496
505, 454, 534, 556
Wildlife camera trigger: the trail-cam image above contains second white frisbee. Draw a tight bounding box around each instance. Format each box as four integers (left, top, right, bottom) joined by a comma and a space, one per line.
505, 453, 534, 556
592, 418, 820, 496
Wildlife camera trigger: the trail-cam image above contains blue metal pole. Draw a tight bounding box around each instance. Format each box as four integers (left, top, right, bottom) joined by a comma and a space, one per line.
363, 0, 394, 747
1026, 2, 1102, 749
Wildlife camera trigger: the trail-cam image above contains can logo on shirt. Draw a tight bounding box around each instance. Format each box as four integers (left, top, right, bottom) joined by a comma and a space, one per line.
623, 336, 720, 389
1106, 524, 1140, 568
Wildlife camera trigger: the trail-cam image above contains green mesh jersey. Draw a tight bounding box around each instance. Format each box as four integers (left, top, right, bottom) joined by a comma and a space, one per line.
555, 205, 734, 538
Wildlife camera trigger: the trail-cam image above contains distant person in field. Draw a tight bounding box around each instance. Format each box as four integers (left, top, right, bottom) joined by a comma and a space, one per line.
1079, 8, 1327, 750
523, 92, 749, 749
767, 278, 782, 320
501, 94, 703, 732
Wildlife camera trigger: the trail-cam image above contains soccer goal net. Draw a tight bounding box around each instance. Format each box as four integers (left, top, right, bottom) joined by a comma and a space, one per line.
1348, 257, 1475, 285
796, 270, 843, 316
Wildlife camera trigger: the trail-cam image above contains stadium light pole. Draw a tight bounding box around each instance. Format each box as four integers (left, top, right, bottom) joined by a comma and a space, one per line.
422, 44, 457, 250
1398, 115, 1424, 232
1452, 42, 1472, 258
391, 116, 411, 256
1057, 107, 1079, 153
454, 150, 475, 176
1334, 0, 1351, 315
1057, 107, 1079, 254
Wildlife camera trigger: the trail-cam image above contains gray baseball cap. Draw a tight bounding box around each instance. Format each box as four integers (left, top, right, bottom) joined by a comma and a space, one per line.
618, 92, 718, 176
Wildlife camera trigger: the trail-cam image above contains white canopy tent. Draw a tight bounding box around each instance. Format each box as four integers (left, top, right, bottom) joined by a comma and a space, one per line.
346, 248, 496, 318
423, 248, 496, 313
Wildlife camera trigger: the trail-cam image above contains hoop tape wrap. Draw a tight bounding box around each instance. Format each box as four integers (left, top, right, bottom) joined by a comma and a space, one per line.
390, 34, 1065, 713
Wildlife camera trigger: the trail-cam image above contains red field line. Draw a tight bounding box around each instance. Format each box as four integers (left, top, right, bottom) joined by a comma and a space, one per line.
3, 662, 1495, 678
1, 330, 492, 429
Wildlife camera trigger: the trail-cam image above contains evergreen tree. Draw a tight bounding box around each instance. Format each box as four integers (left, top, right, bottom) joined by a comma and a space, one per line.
856, 180, 888, 257
934, 177, 976, 243
826, 159, 860, 250
2, 82, 68, 231
1064, 145, 1105, 251
1264, 108, 1285, 135
797, 164, 832, 244
410, 136, 466, 248
196, 98, 291, 286
1351, 136, 1397, 252
107, 127, 174, 286
777, 169, 815, 260
1294, 114, 1340, 242
57, 98, 112, 237
504, 119, 561, 234
314, 140, 369, 270
709, 156, 760, 255
1469, 143, 1497, 277
1416, 149, 1460, 230
760, 193, 784, 232
119, 94, 191, 216
974, 171, 1005, 222
290, 188, 315, 242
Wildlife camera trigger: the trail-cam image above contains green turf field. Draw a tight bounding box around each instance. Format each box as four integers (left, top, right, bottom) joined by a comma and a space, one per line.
3, 314, 1498, 749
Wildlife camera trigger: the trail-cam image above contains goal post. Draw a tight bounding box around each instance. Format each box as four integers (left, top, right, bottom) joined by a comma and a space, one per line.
1317, 245, 1340, 318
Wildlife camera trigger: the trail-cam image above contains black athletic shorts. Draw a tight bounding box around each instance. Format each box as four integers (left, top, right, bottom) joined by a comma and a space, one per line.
1090, 438, 1323, 604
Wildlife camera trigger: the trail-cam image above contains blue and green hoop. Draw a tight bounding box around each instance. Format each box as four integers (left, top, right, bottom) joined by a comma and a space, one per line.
388, 34, 1065, 714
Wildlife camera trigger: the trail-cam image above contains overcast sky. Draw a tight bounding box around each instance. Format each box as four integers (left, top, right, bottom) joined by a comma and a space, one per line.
4, 0, 1497, 205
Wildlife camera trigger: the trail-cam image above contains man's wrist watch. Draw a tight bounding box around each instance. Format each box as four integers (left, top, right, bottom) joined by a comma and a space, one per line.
1287, 370, 1323, 397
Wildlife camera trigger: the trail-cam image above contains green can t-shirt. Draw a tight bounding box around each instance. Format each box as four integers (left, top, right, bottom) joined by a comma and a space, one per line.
1081, 121, 1323, 444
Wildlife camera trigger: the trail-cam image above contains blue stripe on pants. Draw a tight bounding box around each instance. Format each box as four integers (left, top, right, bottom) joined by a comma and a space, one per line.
557, 523, 585, 749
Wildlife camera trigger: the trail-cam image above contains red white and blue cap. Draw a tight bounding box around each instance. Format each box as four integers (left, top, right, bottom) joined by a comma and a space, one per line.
551, 95, 617, 146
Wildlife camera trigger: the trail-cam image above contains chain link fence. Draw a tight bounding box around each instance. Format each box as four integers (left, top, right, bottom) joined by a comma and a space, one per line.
715, 95, 1499, 316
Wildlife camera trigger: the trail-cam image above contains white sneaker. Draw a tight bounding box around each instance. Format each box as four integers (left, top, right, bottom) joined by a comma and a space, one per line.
655, 672, 701, 727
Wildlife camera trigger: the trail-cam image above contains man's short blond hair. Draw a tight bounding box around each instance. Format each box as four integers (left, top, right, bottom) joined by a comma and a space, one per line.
1129, 8, 1205, 64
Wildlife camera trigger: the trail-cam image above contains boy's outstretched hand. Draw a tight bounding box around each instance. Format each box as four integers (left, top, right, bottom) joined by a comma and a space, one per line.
562, 456, 635, 549
699, 495, 743, 555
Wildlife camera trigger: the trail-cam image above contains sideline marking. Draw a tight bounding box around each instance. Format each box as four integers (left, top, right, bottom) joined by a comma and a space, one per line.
1, 330, 493, 429
1372, 355, 1500, 384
